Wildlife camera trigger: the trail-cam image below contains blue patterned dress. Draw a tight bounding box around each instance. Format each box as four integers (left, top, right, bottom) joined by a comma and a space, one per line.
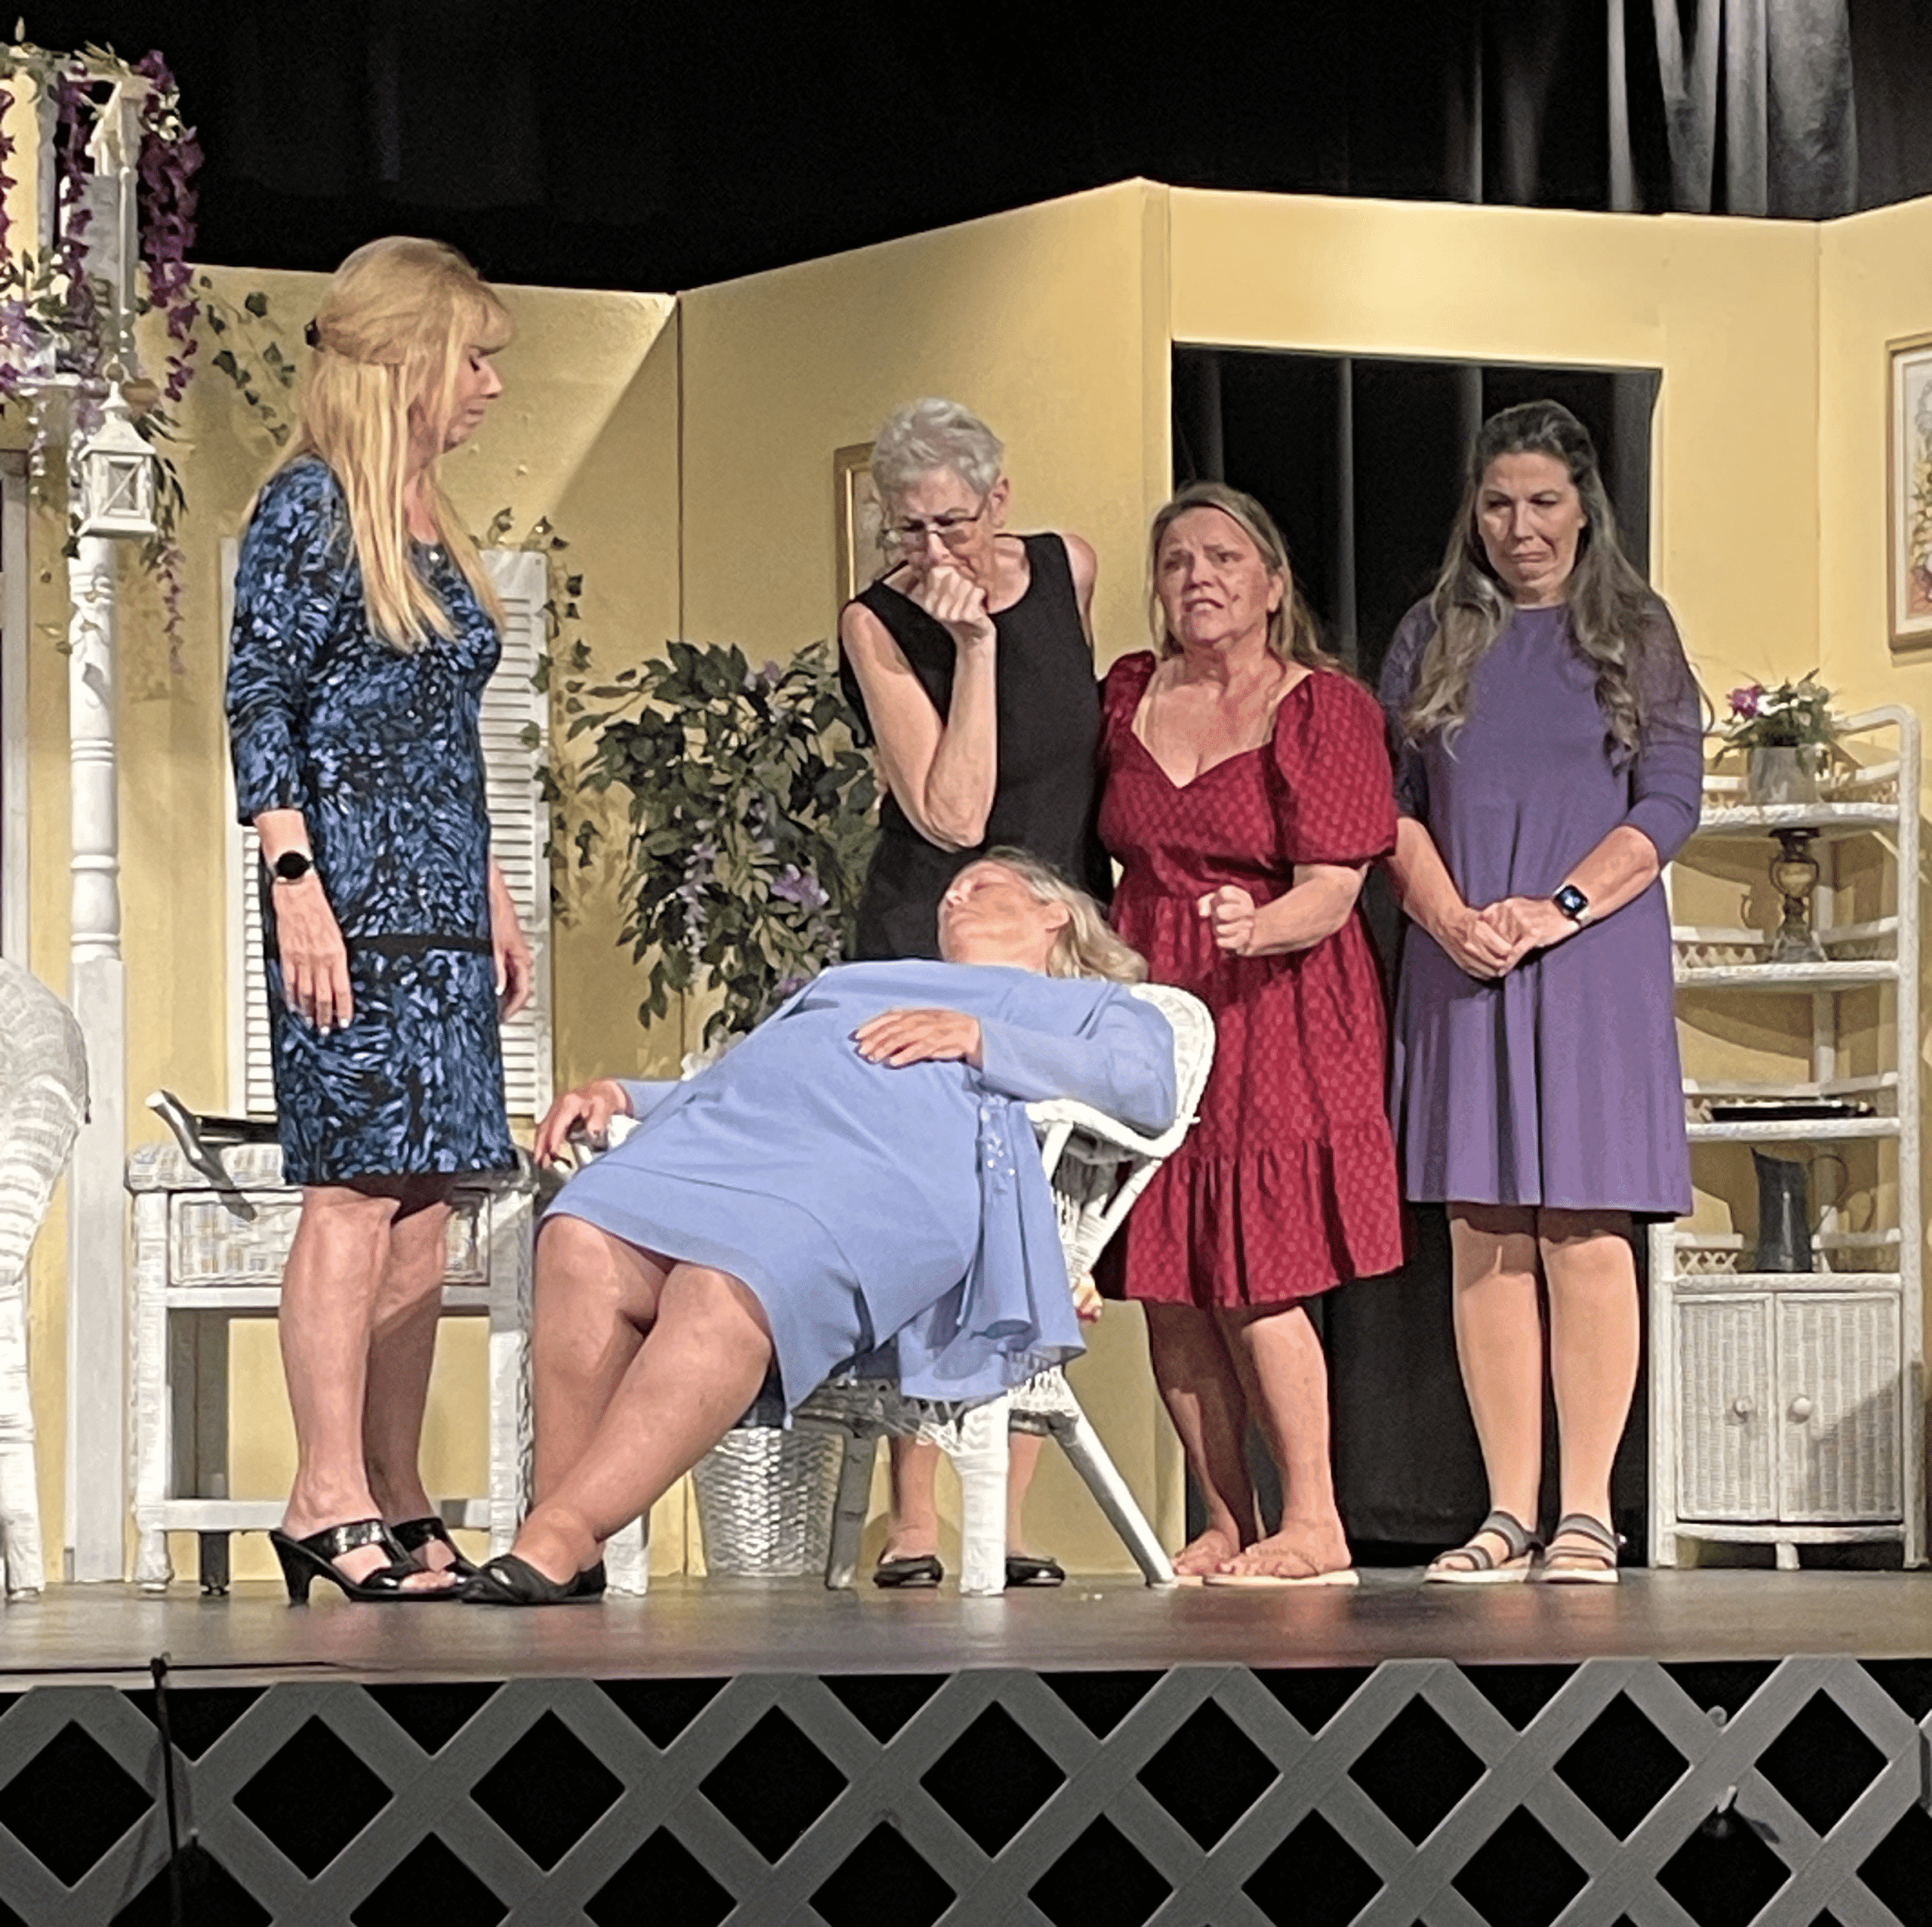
224, 457, 516, 1185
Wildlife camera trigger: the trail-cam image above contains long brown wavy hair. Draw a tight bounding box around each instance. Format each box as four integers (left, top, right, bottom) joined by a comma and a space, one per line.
1148, 482, 1340, 671
1403, 401, 1659, 761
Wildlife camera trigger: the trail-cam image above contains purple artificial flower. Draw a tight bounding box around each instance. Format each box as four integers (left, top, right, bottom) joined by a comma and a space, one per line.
771, 865, 827, 911
1728, 685, 1763, 718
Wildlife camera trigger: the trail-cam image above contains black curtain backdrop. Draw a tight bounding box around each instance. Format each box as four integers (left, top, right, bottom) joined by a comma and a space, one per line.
1172, 352, 1660, 1552
17, 1, 1927, 291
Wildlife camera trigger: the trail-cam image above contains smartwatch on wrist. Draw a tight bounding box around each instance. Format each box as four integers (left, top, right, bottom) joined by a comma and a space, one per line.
271, 850, 315, 885
1552, 882, 1592, 926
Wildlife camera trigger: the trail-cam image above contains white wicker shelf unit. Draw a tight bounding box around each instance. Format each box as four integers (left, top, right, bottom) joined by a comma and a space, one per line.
1651, 705, 1923, 1569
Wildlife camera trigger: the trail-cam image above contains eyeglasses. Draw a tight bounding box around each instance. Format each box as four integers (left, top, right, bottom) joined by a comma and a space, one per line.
884, 502, 987, 551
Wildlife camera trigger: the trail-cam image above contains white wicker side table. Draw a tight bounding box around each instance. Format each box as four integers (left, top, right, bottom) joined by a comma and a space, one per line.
127, 1141, 534, 1592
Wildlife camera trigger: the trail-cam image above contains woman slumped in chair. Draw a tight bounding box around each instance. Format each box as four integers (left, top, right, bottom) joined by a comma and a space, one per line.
466, 853, 1177, 1605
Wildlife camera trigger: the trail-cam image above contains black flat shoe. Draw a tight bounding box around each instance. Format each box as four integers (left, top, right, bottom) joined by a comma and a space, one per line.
269, 1520, 463, 1603
463, 1554, 606, 1606
1005, 1554, 1066, 1589
389, 1516, 478, 1581
872, 1554, 943, 1590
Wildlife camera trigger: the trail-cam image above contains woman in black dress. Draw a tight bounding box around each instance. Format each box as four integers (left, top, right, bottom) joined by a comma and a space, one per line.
838, 397, 1111, 1587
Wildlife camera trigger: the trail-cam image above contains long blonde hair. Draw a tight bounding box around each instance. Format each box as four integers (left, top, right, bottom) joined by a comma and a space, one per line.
286, 237, 510, 649
978, 848, 1148, 983
1404, 400, 1660, 760
1147, 482, 1340, 671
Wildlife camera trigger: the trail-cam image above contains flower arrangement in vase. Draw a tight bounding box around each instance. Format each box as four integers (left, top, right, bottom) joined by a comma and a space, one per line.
1723, 673, 1838, 805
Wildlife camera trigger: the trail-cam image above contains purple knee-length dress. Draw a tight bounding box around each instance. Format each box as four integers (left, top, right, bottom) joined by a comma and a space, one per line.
1378, 598, 1701, 1213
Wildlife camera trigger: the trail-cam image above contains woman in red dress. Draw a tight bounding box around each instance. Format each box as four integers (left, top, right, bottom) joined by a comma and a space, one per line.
1098, 482, 1402, 1584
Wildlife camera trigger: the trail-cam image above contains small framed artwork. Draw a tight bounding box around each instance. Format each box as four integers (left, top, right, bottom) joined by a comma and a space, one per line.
834, 441, 883, 609
1887, 333, 1932, 646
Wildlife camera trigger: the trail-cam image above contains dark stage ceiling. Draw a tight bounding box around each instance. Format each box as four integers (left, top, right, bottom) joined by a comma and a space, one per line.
16, 2, 1932, 290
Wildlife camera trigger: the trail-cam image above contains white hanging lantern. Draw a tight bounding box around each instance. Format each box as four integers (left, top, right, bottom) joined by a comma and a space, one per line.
76, 383, 158, 539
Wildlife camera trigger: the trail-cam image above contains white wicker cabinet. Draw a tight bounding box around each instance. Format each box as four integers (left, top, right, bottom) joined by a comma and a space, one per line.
1650, 705, 1923, 1568
128, 1141, 534, 1591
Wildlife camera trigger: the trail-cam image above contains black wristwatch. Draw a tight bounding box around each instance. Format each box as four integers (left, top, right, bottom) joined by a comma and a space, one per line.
1552, 882, 1592, 926
271, 850, 316, 884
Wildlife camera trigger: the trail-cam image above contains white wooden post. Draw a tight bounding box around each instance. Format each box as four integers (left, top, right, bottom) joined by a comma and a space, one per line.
63, 535, 126, 1580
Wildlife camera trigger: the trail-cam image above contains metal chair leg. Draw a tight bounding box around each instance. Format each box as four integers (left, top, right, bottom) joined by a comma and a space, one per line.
1051, 1406, 1176, 1588
823, 1427, 876, 1590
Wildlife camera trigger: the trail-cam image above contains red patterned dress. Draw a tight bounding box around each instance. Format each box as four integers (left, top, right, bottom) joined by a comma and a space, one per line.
1096, 652, 1404, 1306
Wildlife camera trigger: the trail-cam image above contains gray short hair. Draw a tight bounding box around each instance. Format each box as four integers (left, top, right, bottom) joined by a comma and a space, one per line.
871, 398, 1004, 505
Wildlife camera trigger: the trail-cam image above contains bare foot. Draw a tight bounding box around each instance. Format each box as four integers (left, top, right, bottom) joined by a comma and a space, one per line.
1217, 1526, 1352, 1581
1172, 1528, 1241, 1578
878, 1535, 940, 1564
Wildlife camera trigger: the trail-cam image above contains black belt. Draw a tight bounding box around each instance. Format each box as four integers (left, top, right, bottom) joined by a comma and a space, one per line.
351, 933, 493, 957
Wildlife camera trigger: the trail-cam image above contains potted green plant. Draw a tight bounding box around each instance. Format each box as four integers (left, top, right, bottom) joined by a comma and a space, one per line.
566, 638, 878, 1044
1724, 673, 1838, 805
566, 637, 878, 1573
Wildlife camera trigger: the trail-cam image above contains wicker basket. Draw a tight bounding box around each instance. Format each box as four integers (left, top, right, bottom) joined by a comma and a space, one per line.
691, 1426, 844, 1575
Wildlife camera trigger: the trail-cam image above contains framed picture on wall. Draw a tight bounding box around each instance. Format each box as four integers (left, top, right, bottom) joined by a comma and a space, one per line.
1888, 333, 1932, 646
834, 442, 882, 609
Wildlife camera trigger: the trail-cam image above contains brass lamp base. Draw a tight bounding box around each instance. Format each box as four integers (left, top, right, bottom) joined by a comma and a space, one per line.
1768, 828, 1825, 964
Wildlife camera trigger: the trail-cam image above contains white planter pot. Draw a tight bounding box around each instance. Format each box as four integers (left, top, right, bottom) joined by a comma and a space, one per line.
691, 1425, 843, 1575
1746, 743, 1826, 806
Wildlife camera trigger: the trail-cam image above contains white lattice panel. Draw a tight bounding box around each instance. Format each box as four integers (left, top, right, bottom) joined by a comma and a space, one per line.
6, 1656, 1932, 1925
1776, 1294, 1902, 1522
1675, 1295, 1775, 1520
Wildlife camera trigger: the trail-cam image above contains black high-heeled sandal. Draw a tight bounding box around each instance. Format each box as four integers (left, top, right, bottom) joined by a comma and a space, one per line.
269, 1520, 463, 1603
463, 1553, 607, 1606
389, 1516, 478, 1581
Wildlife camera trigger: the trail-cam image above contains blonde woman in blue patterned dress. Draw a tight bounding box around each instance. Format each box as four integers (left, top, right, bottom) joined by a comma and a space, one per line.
225, 238, 531, 1601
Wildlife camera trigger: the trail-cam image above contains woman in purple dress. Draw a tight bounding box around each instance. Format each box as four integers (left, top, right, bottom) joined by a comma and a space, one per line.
1379, 401, 1701, 1584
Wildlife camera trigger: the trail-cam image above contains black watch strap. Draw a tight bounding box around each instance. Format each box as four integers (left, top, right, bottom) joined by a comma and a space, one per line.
272, 850, 315, 884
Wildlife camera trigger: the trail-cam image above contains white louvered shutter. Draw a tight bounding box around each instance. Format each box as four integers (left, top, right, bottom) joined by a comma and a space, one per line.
225, 541, 553, 1120
478, 546, 552, 1117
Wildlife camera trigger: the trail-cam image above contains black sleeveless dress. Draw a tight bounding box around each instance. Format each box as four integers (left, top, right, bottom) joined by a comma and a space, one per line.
838, 532, 1112, 960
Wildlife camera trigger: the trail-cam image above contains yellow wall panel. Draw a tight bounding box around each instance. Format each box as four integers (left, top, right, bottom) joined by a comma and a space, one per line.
679, 181, 1169, 673
1169, 190, 1822, 682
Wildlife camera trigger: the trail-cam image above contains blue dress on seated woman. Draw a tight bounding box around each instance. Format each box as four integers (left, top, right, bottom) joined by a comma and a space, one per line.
547, 960, 1177, 1412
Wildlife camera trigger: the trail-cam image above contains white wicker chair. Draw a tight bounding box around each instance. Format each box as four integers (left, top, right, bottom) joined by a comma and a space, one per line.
604, 980, 1216, 1597
0, 962, 88, 1599
804, 981, 1215, 1596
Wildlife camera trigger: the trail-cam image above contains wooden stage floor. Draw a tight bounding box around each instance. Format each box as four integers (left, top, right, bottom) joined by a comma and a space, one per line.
5, 1569, 1932, 1690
